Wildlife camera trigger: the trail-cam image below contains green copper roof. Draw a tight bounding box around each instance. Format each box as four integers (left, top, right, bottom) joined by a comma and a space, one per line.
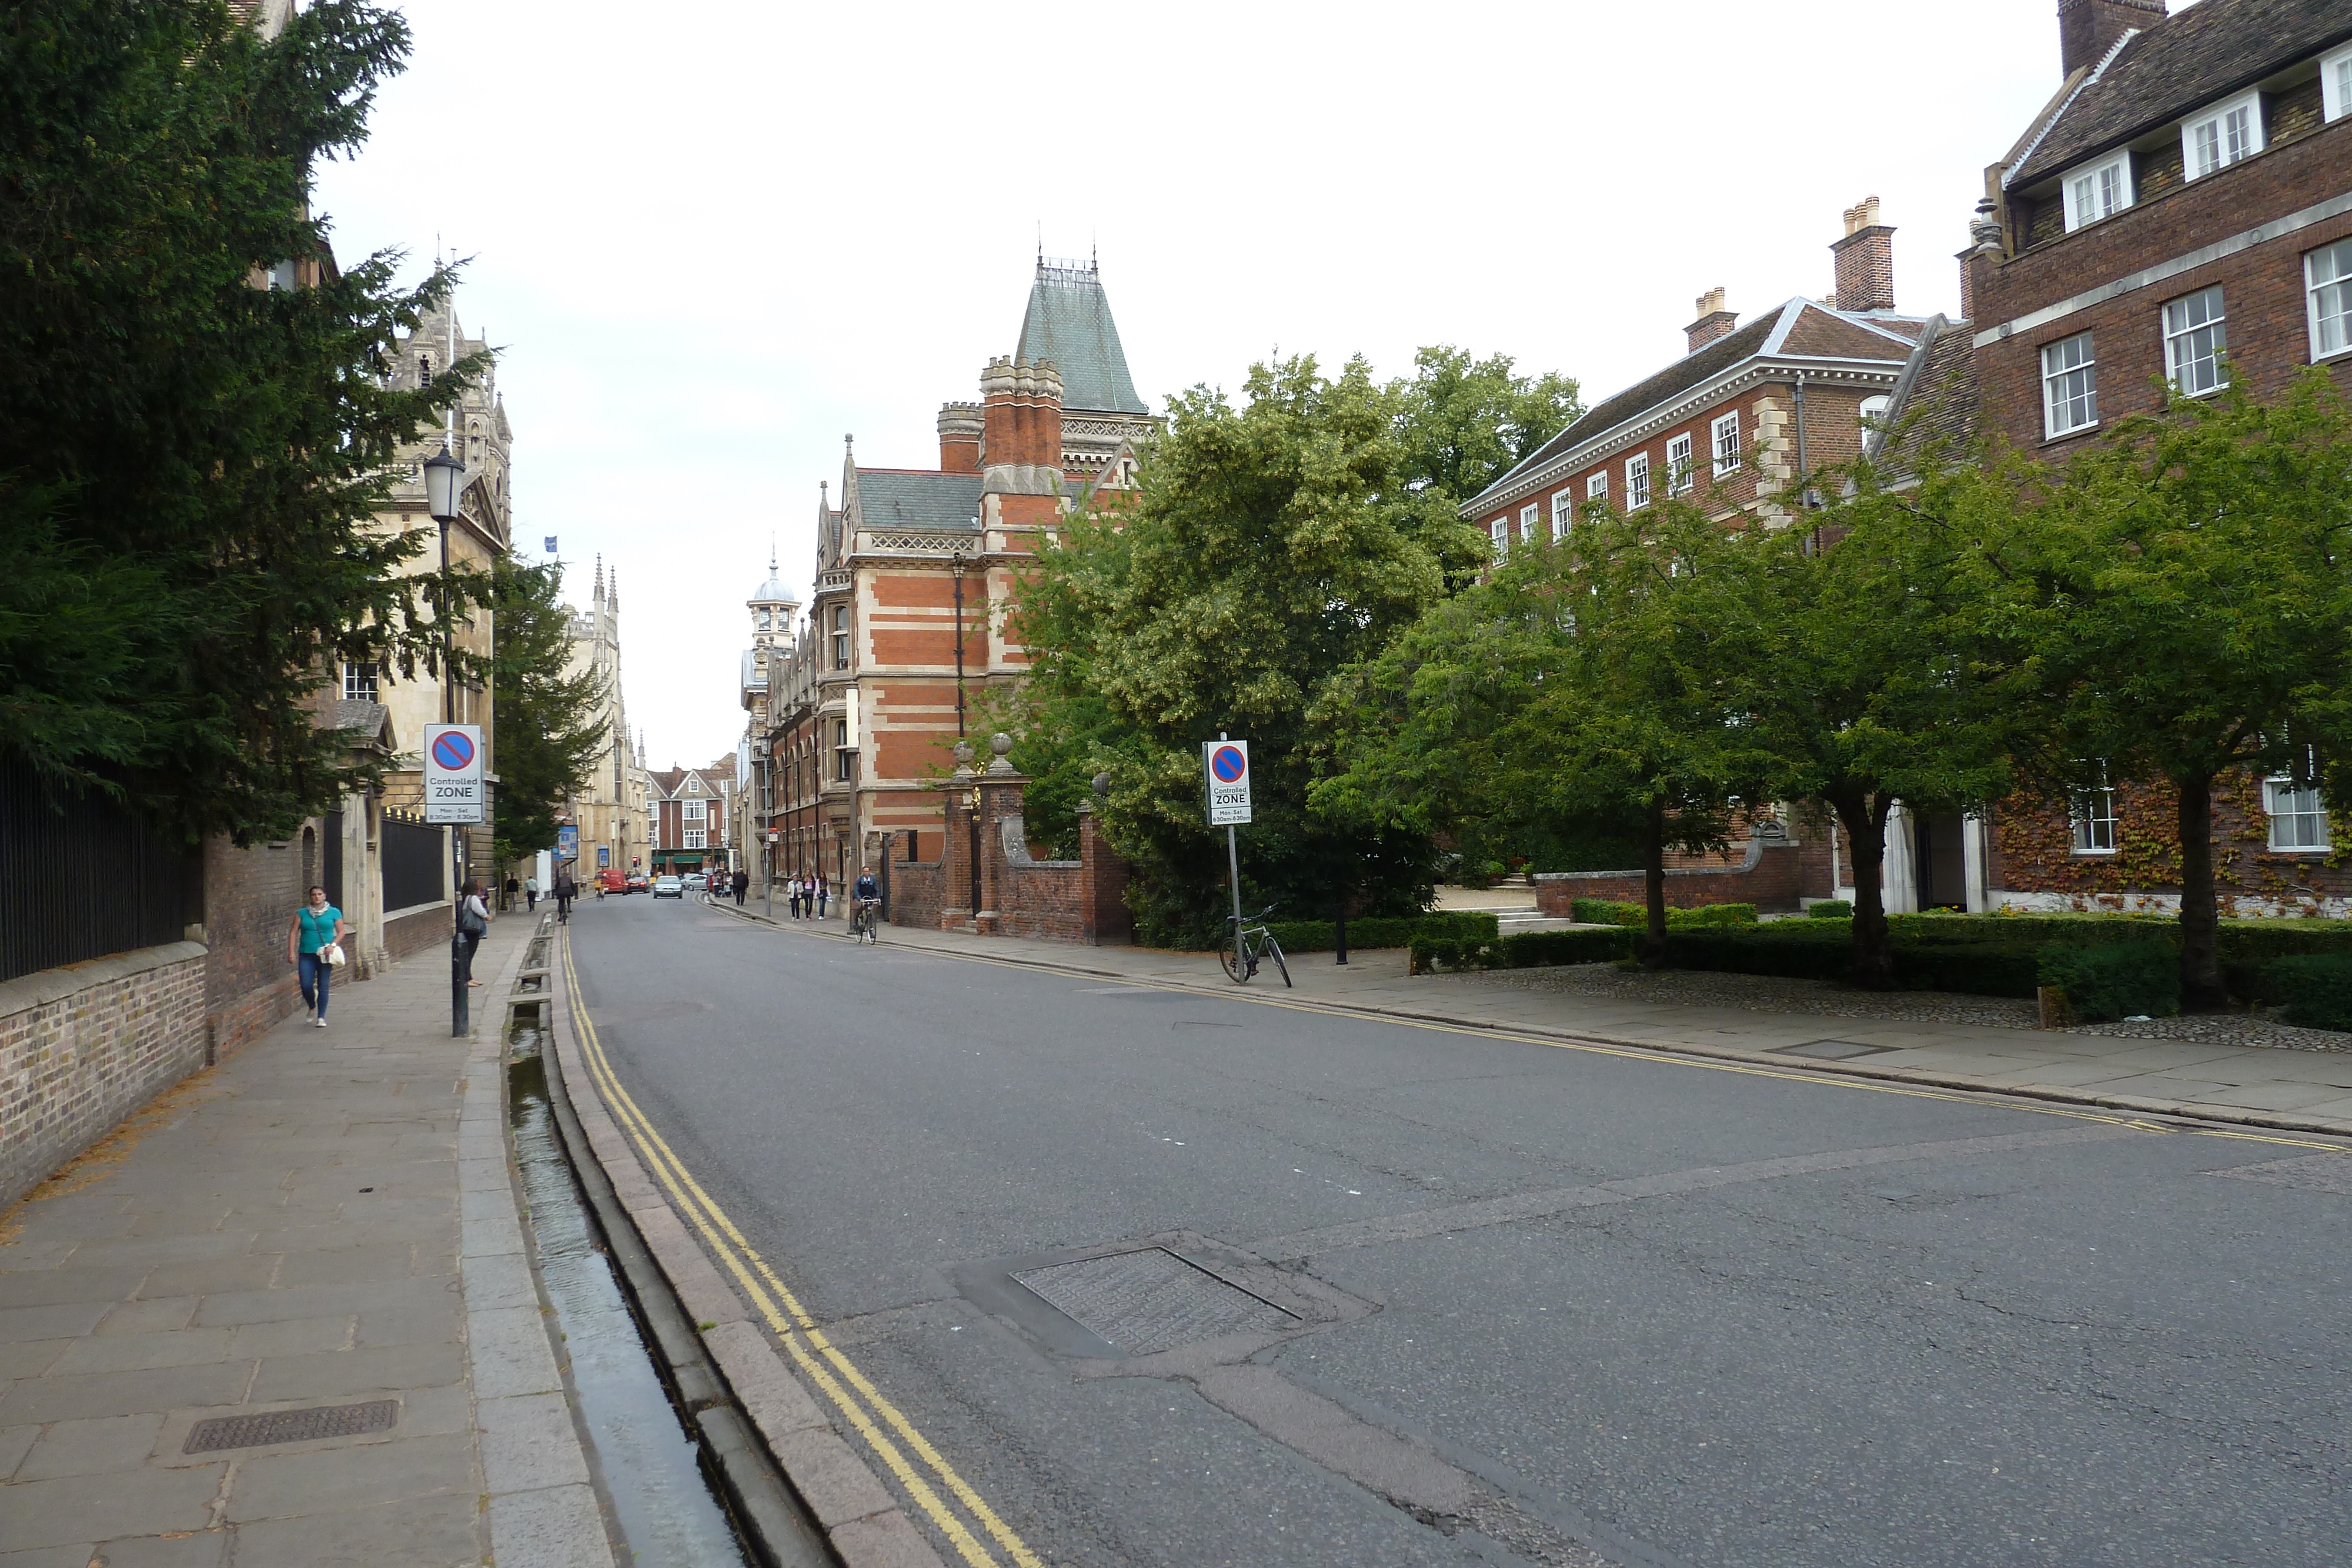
1017, 260, 1147, 416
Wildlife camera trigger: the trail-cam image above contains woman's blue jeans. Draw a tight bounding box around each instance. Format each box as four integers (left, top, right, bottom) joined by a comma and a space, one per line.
299, 951, 331, 1017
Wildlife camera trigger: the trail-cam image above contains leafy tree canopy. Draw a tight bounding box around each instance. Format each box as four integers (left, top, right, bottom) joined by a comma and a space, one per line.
487, 559, 609, 869
0, 0, 484, 842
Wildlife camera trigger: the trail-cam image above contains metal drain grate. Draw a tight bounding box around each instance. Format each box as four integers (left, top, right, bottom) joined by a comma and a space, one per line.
1013, 1248, 1298, 1355
183, 1399, 397, 1453
1771, 1039, 1900, 1061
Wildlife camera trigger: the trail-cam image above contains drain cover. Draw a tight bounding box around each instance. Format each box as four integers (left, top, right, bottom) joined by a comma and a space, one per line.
183, 1400, 397, 1453
1013, 1248, 1298, 1355
1772, 1039, 1900, 1061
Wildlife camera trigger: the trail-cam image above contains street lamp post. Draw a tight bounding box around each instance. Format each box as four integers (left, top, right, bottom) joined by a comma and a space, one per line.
422, 442, 469, 1038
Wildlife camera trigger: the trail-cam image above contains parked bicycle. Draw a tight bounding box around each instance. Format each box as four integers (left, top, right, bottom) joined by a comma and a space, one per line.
1219, 902, 1290, 987
848, 898, 881, 945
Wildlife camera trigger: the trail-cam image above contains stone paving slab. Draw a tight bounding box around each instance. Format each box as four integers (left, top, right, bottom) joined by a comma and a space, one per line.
0, 914, 620, 1567
718, 901, 2352, 1139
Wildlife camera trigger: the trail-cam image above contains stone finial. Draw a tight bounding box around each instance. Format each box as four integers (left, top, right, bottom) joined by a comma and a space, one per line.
987, 733, 1018, 774
952, 738, 975, 776
1091, 771, 1111, 798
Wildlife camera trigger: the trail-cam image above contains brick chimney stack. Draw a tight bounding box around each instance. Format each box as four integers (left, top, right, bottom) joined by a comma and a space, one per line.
1685, 287, 1738, 353
1830, 196, 1896, 315
979, 356, 1064, 472
2058, 0, 2163, 80
937, 402, 983, 473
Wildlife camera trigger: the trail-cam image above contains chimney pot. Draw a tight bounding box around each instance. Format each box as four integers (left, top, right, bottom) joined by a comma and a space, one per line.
1685, 288, 1739, 353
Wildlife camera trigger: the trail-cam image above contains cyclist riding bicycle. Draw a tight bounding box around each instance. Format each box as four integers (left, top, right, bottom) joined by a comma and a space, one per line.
851, 866, 881, 940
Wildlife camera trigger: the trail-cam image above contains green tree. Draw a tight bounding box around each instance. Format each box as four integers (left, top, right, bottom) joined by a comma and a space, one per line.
0, 0, 483, 841
1388, 346, 1582, 526
487, 558, 609, 870
2010, 375, 2352, 1007
1320, 496, 1753, 960
1015, 353, 1492, 944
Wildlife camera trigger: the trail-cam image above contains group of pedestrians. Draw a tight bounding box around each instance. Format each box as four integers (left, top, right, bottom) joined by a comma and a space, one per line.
787, 871, 829, 920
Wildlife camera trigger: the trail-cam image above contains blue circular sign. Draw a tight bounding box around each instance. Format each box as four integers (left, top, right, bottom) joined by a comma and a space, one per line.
431, 730, 476, 771
1211, 745, 1247, 783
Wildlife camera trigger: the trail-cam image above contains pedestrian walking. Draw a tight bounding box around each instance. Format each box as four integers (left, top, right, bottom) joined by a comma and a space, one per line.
285, 885, 349, 1028
789, 874, 803, 920
457, 880, 490, 987
553, 868, 576, 924
524, 873, 540, 911
816, 874, 829, 919
731, 868, 749, 907
503, 874, 519, 911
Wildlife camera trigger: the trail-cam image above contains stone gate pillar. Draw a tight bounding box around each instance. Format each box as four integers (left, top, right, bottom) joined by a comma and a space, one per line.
974, 734, 1028, 937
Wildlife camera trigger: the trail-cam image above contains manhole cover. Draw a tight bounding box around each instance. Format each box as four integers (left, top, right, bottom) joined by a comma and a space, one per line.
183, 1400, 397, 1453
1771, 1039, 1900, 1061
1013, 1248, 1298, 1355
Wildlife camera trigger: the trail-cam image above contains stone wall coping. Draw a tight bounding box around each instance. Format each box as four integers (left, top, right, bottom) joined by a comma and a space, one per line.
0, 940, 209, 1018
385, 898, 454, 922
1532, 834, 1798, 885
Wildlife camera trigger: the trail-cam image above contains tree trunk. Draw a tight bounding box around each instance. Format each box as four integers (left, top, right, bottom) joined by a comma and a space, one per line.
2176, 771, 2227, 1010
1640, 795, 1668, 968
1837, 794, 1895, 990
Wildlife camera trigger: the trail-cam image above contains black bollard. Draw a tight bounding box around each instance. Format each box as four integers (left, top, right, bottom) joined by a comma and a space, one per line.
450, 932, 469, 1038
1335, 907, 1348, 966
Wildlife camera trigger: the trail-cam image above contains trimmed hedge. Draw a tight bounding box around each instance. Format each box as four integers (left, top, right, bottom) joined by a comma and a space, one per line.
1570, 898, 1759, 930
2263, 954, 2352, 1031
1808, 900, 1852, 919
1270, 910, 1497, 954
2039, 941, 2181, 1021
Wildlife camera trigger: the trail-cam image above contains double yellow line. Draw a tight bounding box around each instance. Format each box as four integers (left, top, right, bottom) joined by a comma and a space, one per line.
559, 935, 1042, 1568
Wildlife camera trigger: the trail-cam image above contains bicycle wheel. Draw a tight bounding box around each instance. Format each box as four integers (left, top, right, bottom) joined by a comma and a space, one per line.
1219, 935, 1247, 983
1264, 935, 1290, 988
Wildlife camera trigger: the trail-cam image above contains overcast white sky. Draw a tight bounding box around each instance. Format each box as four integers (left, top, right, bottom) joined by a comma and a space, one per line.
313, 0, 2122, 772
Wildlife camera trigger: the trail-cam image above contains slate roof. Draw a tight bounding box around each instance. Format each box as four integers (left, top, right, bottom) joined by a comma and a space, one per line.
326, 699, 393, 750
1017, 263, 1148, 415
1468, 300, 1925, 512
854, 471, 984, 532
2009, 0, 2352, 188
1869, 319, 1981, 477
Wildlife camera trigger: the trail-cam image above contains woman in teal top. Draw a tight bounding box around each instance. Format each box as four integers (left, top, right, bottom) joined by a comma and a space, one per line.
285, 885, 349, 1027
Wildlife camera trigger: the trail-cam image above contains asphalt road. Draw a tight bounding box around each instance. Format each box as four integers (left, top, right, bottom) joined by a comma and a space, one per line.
566, 894, 2351, 1568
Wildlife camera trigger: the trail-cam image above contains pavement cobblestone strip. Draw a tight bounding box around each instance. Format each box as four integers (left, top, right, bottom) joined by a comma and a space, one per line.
550, 929, 1002, 1568
0, 912, 621, 1568
710, 898, 2352, 1144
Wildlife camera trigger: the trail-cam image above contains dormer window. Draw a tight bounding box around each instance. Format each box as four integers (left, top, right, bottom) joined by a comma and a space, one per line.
418, 354, 432, 387
2061, 154, 2132, 231
2181, 91, 2263, 180
2325, 44, 2352, 123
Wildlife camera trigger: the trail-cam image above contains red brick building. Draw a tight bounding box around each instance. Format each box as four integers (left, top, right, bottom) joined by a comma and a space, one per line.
647, 764, 731, 877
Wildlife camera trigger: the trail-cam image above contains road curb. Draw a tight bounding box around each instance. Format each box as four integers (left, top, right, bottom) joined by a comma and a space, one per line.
703, 900, 2352, 1145
542, 928, 948, 1568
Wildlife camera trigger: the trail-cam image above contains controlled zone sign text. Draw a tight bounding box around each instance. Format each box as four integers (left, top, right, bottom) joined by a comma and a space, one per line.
425, 724, 486, 825
1204, 740, 1252, 825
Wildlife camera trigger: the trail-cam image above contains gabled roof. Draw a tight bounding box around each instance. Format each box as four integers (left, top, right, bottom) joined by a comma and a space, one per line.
854, 470, 985, 533
1017, 260, 1148, 416
1865, 316, 1980, 477
2009, 0, 2352, 188
1466, 299, 1927, 513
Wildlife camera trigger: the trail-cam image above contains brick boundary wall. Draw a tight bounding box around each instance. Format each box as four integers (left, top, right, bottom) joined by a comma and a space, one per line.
1534, 835, 1806, 916
0, 941, 209, 1212
384, 902, 453, 965
883, 773, 1132, 945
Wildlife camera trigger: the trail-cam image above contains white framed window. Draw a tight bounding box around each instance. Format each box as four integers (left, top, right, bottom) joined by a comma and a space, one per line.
1586, 472, 1609, 507
1625, 452, 1651, 510
683, 798, 706, 823
2326, 44, 2352, 123
1858, 395, 1891, 436
1488, 517, 1509, 562
1710, 412, 1741, 477
2162, 286, 2228, 396
1665, 433, 1694, 496
1519, 503, 1539, 543
2181, 91, 2263, 180
2061, 153, 2133, 231
1549, 489, 1575, 540
2265, 777, 2331, 851
340, 661, 379, 701
684, 828, 707, 850
2070, 772, 2118, 854
831, 606, 850, 668
2042, 331, 2099, 438
2308, 238, 2352, 362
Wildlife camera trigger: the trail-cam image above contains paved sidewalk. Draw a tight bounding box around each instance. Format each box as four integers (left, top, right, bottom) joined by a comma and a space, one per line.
0, 914, 615, 1567
721, 904, 2352, 1139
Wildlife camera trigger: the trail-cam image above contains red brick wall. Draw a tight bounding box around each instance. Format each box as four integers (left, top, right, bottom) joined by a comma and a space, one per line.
385, 903, 453, 964
1989, 775, 2351, 910
881, 780, 1131, 944
202, 834, 306, 1055
1976, 116, 2352, 454
1534, 840, 1806, 915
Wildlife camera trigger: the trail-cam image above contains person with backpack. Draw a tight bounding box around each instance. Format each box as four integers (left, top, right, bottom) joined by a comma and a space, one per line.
457, 880, 490, 987
286, 885, 349, 1028
731, 867, 749, 907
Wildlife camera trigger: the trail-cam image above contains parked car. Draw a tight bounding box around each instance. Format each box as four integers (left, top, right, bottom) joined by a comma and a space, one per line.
683, 872, 709, 891
624, 872, 649, 894
652, 875, 683, 900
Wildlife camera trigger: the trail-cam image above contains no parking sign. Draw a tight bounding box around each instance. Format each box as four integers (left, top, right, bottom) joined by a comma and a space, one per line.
1204, 740, 1251, 826
424, 724, 485, 825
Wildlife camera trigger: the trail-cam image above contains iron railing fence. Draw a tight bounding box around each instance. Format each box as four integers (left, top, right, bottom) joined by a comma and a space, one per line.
380, 810, 445, 911
1, 758, 200, 985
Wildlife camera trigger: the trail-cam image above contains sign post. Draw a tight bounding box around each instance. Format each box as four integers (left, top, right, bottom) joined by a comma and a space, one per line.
556, 824, 579, 865
425, 724, 485, 1039
1204, 735, 1251, 954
